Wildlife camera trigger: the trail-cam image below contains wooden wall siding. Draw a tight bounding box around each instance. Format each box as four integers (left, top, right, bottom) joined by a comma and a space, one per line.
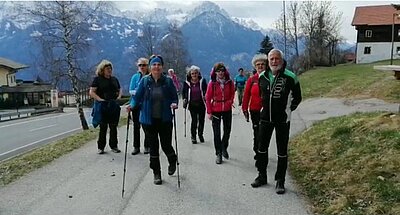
356, 25, 400, 42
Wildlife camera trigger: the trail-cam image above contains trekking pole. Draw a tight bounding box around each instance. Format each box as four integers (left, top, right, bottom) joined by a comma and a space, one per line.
184, 108, 187, 137
173, 109, 181, 188
122, 112, 131, 198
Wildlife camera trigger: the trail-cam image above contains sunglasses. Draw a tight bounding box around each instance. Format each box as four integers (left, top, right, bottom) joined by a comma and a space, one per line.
138, 64, 147, 67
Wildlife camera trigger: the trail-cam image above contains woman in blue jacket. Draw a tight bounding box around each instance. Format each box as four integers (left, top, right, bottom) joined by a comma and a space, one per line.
128, 57, 150, 155
133, 55, 178, 185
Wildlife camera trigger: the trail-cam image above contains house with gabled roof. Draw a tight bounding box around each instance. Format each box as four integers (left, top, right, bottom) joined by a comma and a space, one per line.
0, 57, 54, 109
351, 4, 400, 63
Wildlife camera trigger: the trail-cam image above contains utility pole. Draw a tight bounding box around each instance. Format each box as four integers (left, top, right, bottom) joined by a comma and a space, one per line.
283, 0, 287, 59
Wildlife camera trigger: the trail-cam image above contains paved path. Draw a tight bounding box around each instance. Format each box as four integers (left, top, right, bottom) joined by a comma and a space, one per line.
0, 98, 398, 215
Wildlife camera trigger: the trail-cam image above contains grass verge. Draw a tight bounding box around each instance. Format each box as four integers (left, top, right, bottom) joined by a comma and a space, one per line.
299, 60, 400, 102
289, 112, 400, 215
0, 116, 128, 187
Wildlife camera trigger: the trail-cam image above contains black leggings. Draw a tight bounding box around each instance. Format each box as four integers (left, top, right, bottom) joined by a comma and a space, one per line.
142, 118, 177, 173
256, 121, 290, 182
211, 110, 232, 156
189, 104, 206, 138
131, 109, 149, 149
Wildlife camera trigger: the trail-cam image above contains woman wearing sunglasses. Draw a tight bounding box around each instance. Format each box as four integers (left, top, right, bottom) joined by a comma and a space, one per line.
205, 62, 235, 164
128, 58, 150, 155
133, 55, 178, 185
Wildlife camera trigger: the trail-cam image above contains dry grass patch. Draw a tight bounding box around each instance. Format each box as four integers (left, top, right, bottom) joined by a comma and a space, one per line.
290, 112, 400, 215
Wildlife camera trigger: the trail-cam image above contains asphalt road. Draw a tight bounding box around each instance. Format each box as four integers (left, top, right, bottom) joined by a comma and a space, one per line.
0, 98, 398, 215
0, 108, 92, 161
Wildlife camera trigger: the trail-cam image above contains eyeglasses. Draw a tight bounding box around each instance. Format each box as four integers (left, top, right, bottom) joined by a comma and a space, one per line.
191, 72, 198, 75
256, 63, 265, 66
138, 64, 147, 67
216, 70, 225, 73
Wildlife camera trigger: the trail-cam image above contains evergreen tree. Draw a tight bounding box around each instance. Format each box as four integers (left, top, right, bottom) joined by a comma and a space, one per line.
258, 35, 274, 55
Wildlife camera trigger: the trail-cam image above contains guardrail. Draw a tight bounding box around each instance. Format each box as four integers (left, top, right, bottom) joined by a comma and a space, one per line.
0, 108, 61, 122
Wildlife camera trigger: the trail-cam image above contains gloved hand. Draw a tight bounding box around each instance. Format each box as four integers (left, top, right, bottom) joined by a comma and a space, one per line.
183, 99, 188, 109
243, 110, 249, 122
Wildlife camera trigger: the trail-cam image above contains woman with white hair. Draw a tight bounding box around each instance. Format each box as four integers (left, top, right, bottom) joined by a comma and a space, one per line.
168, 68, 182, 93
242, 53, 268, 159
182, 65, 208, 144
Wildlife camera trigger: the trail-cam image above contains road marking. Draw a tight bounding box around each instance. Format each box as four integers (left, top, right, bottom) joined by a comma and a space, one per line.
0, 111, 91, 129
29, 124, 57, 132
0, 128, 82, 157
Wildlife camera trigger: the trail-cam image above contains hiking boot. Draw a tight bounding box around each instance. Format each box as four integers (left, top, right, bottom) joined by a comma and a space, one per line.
154, 172, 162, 185
168, 161, 177, 175
131, 148, 140, 155
215, 154, 222, 164
251, 174, 268, 188
144, 147, 150, 154
222, 150, 229, 159
275, 181, 285, 194
191, 137, 197, 144
111, 148, 121, 153
97, 149, 104, 154
199, 135, 205, 143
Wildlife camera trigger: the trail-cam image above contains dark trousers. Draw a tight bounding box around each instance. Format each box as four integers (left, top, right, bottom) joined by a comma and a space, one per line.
256, 121, 290, 182
189, 104, 206, 139
98, 122, 118, 150
211, 110, 232, 155
237, 88, 244, 105
131, 109, 149, 149
142, 118, 177, 174
250, 110, 260, 154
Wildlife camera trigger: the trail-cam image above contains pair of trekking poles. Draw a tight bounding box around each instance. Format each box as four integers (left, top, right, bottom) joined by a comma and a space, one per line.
121, 109, 181, 198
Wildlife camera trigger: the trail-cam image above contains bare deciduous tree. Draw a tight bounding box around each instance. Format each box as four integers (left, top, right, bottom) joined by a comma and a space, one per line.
159, 22, 191, 79
300, 1, 342, 67
134, 22, 161, 59
26, 1, 107, 130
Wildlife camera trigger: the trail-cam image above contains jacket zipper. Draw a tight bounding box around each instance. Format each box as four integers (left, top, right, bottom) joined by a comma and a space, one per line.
269, 73, 279, 122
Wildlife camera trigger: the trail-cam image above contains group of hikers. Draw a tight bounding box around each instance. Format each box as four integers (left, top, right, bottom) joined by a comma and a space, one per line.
89, 48, 302, 194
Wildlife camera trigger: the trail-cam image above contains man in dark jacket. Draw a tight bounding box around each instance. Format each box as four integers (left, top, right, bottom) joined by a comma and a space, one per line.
251, 49, 302, 194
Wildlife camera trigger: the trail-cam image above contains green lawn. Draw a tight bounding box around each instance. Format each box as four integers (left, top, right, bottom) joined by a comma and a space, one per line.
291, 60, 400, 215
299, 60, 400, 102
290, 112, 400, 215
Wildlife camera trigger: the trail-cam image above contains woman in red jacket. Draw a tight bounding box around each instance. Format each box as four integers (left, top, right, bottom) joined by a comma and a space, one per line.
205, 62, 235, 164
242, 54, 268, 159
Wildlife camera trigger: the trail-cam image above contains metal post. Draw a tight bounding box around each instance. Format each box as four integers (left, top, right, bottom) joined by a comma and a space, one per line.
283, 0, 287, 59
391, 13, 395, 65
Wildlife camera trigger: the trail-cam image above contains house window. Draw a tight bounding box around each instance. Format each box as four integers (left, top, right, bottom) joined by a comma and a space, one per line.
364, 47, 371, 54
365, 30, 372, 38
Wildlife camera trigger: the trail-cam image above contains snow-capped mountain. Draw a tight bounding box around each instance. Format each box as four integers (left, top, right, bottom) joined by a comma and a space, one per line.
232, 17, 263, 31
0, 1, 268, 91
